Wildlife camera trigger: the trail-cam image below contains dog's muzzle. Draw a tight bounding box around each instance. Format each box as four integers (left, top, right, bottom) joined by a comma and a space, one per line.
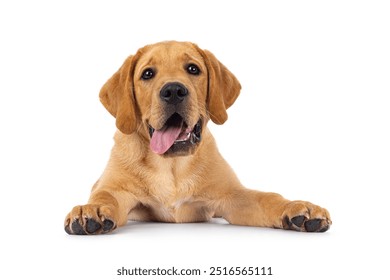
148, 113, 202, 155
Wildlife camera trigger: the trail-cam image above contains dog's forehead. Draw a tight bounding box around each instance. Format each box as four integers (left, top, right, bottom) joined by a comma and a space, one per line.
136, 41, 203, 68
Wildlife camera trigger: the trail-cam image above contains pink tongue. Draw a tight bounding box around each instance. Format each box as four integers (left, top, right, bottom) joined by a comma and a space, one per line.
150, 125, 182, 154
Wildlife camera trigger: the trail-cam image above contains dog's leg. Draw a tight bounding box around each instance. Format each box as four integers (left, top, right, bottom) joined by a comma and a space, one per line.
64, 184, 138, 235
217, 188, 331, 232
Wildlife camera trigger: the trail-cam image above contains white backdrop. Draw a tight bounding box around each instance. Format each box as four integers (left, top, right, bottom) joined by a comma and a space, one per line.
1, 0, 389, 279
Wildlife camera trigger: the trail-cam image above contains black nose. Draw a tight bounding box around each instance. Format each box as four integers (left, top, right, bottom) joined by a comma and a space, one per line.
160, 82, 188, 105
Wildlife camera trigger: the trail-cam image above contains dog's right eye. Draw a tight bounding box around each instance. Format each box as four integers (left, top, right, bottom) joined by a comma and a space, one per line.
141, 68, 155, 80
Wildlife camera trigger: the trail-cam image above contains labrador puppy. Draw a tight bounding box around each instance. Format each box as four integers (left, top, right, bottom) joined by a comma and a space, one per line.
64, 41, 331, 234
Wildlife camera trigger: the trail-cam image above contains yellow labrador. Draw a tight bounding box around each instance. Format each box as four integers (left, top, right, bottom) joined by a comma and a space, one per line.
65, 41, 331, 234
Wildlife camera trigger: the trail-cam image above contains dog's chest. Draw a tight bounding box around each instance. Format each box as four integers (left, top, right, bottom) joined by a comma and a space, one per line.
142, 165, 211, 222
137, 157, 210, 222
149, 173, 195, 208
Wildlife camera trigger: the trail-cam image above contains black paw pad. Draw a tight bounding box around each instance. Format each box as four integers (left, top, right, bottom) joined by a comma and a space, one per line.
71, 219, 87, 235
103, 219, 114, 232
304, 219, 322, 232
291, 215, 306, 227
283, 215, 329, 233
86, 219, 102, 234
64, 224, 72, 235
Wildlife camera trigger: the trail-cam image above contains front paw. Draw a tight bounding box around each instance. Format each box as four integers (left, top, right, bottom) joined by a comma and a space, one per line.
282, 201, 331, 232
64, 204, 117, 235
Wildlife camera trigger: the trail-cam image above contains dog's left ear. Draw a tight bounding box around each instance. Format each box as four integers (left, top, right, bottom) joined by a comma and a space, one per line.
99, 55, 138, 134
198, 48, 241, 124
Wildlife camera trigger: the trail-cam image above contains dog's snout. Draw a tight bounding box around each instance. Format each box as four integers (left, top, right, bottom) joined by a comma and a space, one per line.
160, 82, 188, 105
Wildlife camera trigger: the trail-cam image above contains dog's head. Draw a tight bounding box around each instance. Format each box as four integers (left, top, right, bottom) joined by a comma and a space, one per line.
99, 41, 241, 156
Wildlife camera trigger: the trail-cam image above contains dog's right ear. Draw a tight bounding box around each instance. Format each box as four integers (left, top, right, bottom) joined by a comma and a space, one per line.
99, 55, 138, 134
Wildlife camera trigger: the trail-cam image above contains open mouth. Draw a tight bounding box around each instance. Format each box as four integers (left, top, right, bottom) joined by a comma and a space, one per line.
148, 113, 202, 155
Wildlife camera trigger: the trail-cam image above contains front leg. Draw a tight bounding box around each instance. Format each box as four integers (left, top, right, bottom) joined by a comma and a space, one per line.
218, 189, 331, 232
64, 184, 138, 235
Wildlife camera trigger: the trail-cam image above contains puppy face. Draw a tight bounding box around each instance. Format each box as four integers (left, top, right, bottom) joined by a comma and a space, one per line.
99, 41, 241, 157
133, 41, 208, 155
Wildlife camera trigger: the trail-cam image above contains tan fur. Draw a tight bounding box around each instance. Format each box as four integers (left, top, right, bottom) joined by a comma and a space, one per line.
64, 41, 331, 234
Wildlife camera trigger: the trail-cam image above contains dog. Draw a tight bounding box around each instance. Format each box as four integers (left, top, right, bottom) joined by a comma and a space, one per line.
64, 41, 331, 235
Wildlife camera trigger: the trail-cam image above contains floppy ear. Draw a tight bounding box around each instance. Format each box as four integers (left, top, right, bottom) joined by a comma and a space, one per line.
200, 49, 241, 124
99, 55, 138, 134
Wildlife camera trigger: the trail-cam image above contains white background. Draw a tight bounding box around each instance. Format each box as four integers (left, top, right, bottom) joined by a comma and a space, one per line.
1, 0, 389, 279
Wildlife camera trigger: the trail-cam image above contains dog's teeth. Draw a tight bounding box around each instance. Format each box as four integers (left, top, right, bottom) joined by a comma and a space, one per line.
175, 133, 191, 143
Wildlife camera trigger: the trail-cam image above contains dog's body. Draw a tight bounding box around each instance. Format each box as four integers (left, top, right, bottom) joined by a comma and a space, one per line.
65, 41, 331, 234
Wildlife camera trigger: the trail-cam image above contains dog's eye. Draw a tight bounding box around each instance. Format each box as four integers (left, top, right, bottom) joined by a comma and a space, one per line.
141, 68, 155, 80
187, 64, 200, 75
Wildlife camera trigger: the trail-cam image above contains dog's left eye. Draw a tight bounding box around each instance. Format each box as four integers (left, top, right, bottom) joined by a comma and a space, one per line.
187, 64, 200, 75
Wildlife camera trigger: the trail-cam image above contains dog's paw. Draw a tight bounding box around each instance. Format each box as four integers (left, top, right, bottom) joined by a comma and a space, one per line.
281, 201, 331, 232
64, 204, 117, 235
